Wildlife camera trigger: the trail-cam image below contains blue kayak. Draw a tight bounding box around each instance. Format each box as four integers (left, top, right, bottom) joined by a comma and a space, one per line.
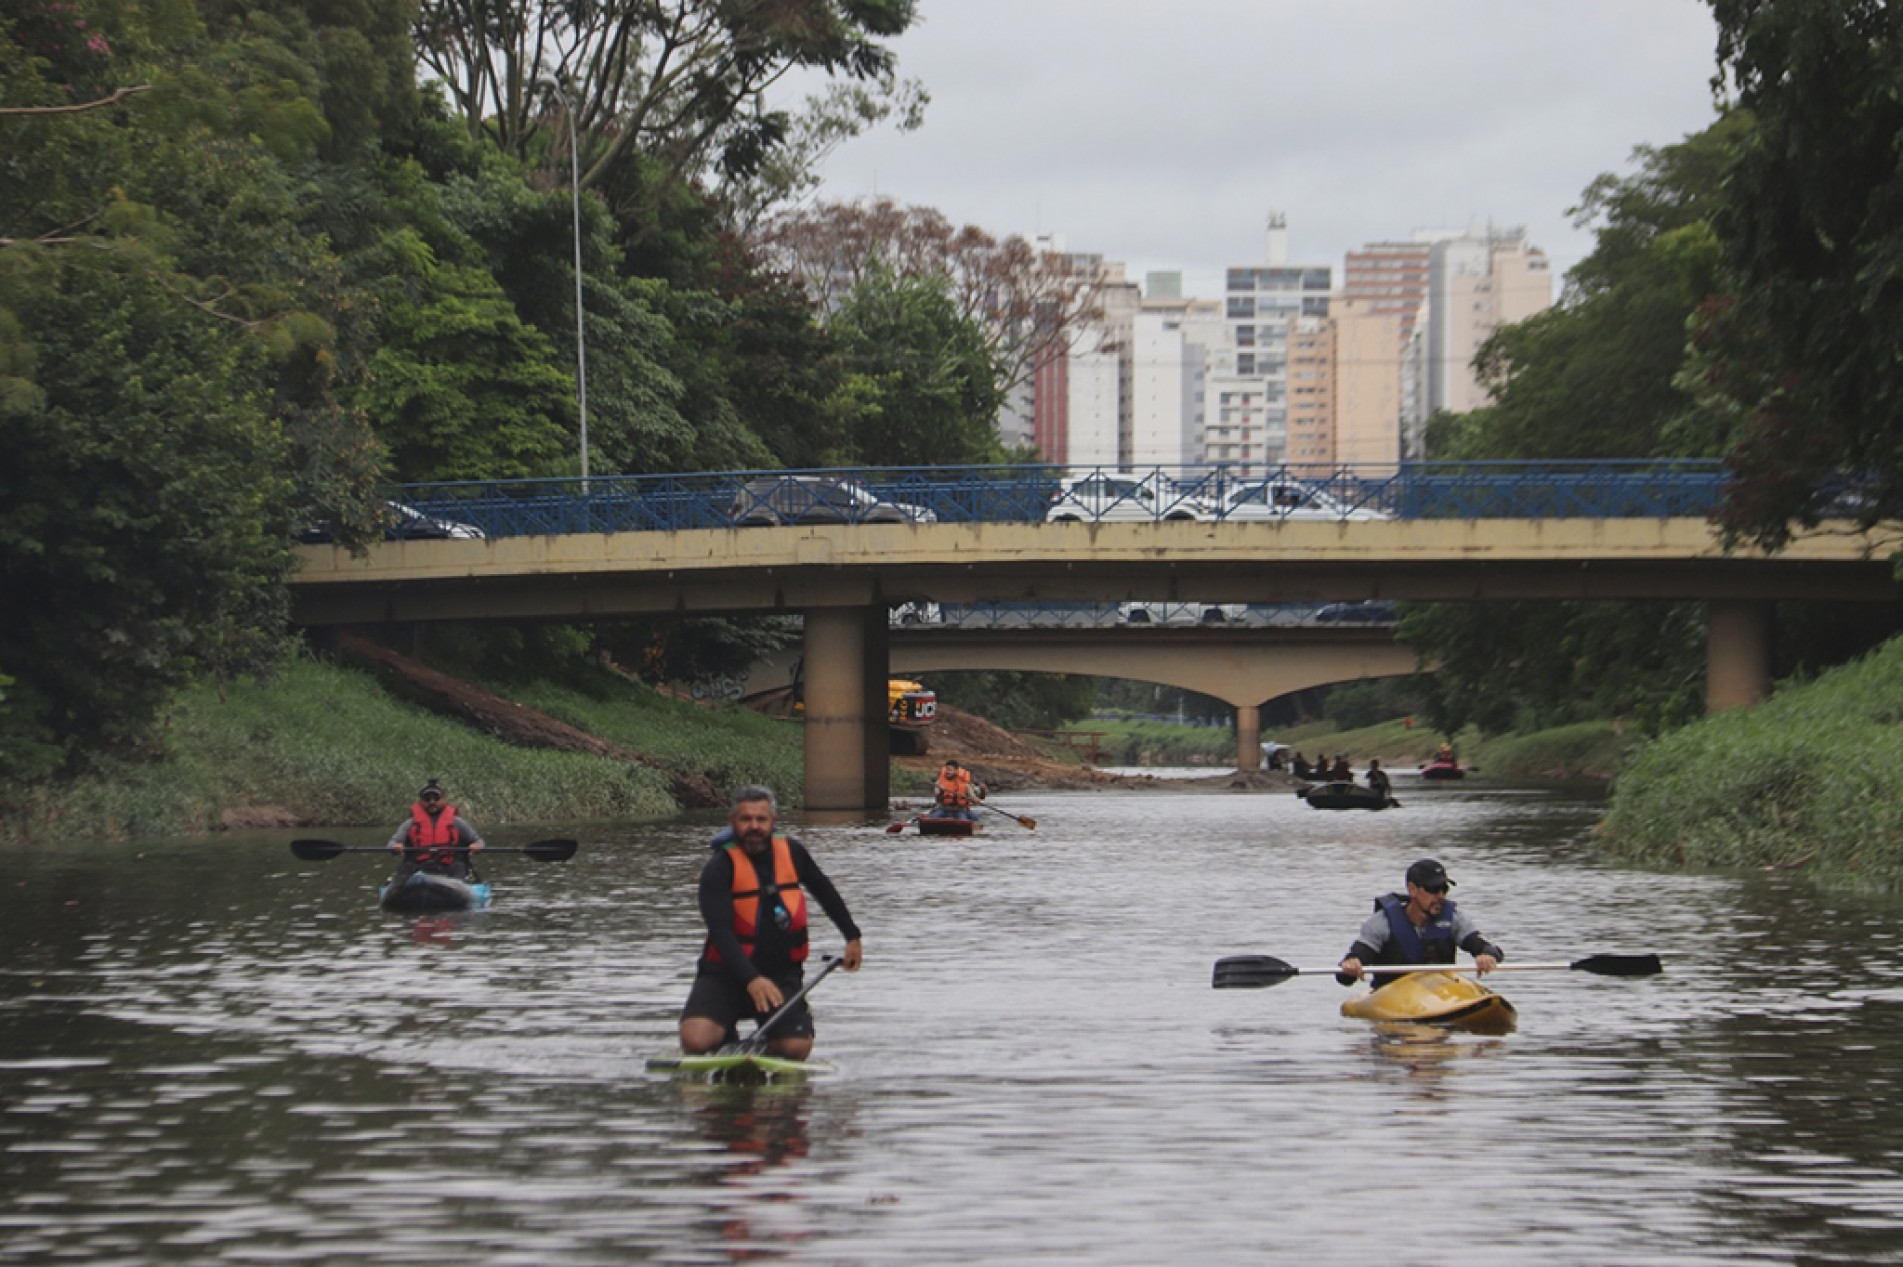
378, 872, 493, 913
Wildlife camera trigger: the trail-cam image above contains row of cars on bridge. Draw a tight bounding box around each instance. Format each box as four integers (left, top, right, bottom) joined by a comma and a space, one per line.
299, 469, 1393, 543
728, 471, 1390, 527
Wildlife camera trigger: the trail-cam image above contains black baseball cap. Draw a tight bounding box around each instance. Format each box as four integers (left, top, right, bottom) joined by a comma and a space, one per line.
1405, 858, 1454, 889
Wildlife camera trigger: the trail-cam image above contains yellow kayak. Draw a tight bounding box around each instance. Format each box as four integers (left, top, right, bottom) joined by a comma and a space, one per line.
1341, 970, 1517, 1034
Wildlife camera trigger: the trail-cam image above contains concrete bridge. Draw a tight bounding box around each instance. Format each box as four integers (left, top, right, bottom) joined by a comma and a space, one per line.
740, 623, 1419, 773
290, 516, 1903, 811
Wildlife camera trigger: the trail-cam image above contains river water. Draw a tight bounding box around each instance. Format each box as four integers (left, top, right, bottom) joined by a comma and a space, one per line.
5, 776, 1903, 1264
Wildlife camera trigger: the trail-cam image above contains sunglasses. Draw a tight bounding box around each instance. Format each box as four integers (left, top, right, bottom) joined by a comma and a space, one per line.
1421, 883, 1448, 895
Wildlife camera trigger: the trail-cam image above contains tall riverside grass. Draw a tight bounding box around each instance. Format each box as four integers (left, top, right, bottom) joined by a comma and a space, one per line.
1469, 721, 1635, 782
1600, 636, 1903, 893
1, 657, 677, 842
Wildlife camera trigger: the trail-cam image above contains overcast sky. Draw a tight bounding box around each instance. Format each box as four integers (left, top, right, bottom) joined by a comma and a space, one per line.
778, 1, 1724, 300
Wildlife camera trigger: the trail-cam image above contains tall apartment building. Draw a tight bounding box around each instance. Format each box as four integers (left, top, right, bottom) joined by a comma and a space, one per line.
1344, 241, 1432, 449
1220, 214, 1333, 471
1425, 227, 1553, 421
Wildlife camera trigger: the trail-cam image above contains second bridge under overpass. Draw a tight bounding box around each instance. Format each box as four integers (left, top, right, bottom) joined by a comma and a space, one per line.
742, 623, 1424, 774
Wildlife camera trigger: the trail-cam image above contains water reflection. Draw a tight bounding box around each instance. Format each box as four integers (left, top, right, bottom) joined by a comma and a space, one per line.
4, 790, 1903, 1261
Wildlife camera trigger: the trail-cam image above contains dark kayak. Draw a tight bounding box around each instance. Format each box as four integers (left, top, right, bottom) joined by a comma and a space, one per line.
1296, 782, 1396, 811
379, 871, 493, 913
918, 816, 980, 836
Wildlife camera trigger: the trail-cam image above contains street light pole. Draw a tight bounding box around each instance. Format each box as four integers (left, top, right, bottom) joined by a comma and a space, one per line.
549, 83, 589, 490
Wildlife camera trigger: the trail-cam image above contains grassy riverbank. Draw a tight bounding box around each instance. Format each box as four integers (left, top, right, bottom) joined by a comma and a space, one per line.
1599, 635, 1903, 893
0, 654, 792, 843
1072, 714, 1634, 781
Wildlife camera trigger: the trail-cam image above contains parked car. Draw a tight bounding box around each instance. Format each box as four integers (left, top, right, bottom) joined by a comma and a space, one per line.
729, 476, 937, 527
1313, 601, 1398, 624
1046, 473, 1218, 522
890, 601, 943, 626
296, 500, 486, 544
1217, 479, 1388, 522
1118, 602, 1244, 625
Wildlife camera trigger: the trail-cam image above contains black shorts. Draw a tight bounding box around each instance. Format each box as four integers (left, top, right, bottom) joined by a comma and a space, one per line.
681, 964, 814, 1045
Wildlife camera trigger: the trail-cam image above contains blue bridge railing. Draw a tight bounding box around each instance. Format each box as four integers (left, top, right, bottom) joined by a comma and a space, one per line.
392, 460, 1729, 541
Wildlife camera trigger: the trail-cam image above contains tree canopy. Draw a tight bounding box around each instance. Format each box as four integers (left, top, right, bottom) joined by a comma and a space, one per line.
1699, 0, 1903, 547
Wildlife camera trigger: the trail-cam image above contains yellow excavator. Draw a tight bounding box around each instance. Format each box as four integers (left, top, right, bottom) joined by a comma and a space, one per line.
887, 678, 937, 756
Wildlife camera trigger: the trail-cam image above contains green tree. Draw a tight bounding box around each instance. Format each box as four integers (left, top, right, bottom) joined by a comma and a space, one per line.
1698, 0, 1903, 547
0, 248, 290, 781
827, 266, 1008, 466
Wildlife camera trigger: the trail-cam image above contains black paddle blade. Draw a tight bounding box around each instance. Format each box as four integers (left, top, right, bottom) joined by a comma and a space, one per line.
1211, 954, 1301, 989
521, 838, 578, 861
290, 839, 348, 861
1571, 953, 1663, 977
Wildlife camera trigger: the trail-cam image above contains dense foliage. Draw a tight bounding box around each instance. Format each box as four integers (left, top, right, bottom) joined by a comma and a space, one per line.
1699, 0, 1903, 547
0, 0, 1007, 796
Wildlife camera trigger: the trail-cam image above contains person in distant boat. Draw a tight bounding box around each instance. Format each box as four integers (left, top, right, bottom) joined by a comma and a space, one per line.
1364, 759, 1392, 800
1337, 858, 1502, 987
1328, 754, 1352, 782
386, 779, 485, 880
1290, 751, 1314, 780
932, 758, 987, 821
1433, 742, 1456, 765
679, 785, 864, 1061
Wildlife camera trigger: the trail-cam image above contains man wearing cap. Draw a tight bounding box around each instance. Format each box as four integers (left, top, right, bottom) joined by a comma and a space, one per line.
1337, 858, 1502, 986
387, 779, 486, 880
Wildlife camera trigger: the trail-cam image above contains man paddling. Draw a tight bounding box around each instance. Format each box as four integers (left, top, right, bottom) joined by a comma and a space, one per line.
1337, 858, 1503, 987
386, 779, 485, 880
678, 785, 864, 1061
931, 758, 986, 821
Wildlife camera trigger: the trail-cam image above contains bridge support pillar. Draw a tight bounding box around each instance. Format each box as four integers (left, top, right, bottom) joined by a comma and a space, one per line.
802, 607, 891, 812
1706, 599, 1773, 713
1235, 704, 1262, 772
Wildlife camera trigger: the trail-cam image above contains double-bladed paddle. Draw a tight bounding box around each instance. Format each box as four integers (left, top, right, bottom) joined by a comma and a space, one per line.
1211, 952, 1662, 989
290, 838, 578, 862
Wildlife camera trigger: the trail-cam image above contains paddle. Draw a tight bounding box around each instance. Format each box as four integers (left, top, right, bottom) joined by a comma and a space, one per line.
976, 800, 1037, 830
736, 954, 844, 1054
290, 838, 578, 862
1211, 952, 1662, 989
885, 815, 920, 834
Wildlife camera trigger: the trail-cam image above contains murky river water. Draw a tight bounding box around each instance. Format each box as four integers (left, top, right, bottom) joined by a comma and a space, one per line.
5, 776, 1903, 1264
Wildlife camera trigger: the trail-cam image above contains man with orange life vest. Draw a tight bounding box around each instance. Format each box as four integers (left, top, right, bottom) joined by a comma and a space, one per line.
385, 779, 485, 880
678, 784, 864, 1061
931, 758, 986, 821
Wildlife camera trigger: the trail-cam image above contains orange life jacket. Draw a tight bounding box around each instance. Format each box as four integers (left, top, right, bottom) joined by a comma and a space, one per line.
706, 835, 808, 966
935, 768, 975, 808
405, 802, 462, 867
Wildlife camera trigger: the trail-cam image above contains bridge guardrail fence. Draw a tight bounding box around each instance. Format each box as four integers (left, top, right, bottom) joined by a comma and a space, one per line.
395, 460, 1733, 540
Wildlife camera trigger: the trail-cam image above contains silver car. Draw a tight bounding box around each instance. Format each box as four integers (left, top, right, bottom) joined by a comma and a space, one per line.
730, 476, 937, 527
1216, 479, 1388, 522
1046, 473, 1218, 522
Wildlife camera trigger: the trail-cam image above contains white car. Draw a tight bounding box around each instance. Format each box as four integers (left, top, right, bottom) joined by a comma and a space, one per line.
1118, 602, 1246, 626
1217, 479, 1387, 522
1046, 473, 1218, 523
